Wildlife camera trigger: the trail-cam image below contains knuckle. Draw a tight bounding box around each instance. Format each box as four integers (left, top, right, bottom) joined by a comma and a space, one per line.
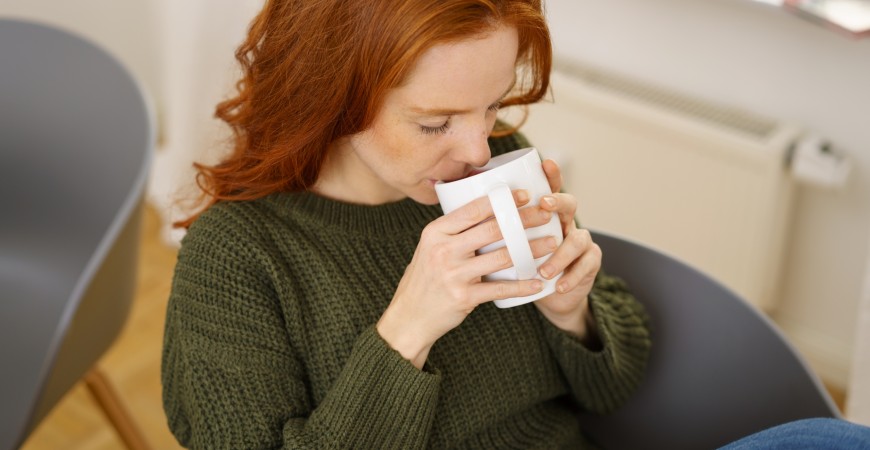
460, 290, 480, 309
572, 228, 589, 247
590, 242, 602, 258
449, 285, 469, 303
419, 225, 439, 242
567, 194, 579, 209
558, 191, 576, 206
444, 265, 464, 282
494, 248, 512, 269
591, 259, 602, 275
591, 252, 603, 272
566, 229, 581, 248
430, 241, 452, 262
462, 200, 486, 222
485, 219, 502, 239
584, 265, 600, 283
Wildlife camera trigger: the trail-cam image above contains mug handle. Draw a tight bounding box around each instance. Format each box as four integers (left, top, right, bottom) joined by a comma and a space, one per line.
487, 183, 537, 280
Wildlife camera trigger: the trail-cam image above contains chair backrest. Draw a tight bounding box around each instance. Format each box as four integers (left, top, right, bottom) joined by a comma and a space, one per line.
0, 18, 153, 449
579, 230, 841, 450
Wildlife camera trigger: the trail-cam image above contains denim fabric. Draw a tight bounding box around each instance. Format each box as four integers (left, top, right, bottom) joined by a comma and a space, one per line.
719, 418, 870, 450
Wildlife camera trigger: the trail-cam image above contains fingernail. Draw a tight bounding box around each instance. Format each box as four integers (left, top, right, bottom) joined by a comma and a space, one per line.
517, 190, 529, 203
542, 196, 556, 208
531, 280, 544, 291
539, 264, 553, 278
546, 237, 557, 250
557, 282, 568, 293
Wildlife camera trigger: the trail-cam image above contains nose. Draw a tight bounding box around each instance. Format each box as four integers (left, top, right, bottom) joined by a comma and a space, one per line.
453, 122, 491, 167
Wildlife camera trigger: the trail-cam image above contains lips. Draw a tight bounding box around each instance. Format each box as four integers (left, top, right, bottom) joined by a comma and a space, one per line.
435, 168, 476, 183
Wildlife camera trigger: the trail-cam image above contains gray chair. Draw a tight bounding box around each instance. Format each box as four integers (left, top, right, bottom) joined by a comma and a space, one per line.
580, 230, 841, 450
0, 19, 154, 450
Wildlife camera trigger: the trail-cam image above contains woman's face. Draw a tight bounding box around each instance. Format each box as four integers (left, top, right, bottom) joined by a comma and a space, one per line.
317, 25, 520, 205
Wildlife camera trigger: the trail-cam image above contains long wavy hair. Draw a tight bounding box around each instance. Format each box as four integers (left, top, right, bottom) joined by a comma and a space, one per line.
178, 0, 552, 227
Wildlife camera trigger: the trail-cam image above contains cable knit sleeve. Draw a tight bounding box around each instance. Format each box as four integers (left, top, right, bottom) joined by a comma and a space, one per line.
161, 207, 441, 449
537, 270, 651, 415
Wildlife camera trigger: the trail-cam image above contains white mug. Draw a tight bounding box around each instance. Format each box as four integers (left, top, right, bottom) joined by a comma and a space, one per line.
435, 147, 563, 308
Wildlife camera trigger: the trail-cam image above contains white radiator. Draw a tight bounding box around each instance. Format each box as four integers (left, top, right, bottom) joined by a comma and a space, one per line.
519, 62, 802, 312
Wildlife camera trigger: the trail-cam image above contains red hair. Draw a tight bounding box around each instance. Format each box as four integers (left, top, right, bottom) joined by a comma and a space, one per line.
178, 0, 551, 228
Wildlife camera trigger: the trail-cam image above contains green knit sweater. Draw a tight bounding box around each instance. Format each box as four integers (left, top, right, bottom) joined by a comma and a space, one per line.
162, 132, 651, 449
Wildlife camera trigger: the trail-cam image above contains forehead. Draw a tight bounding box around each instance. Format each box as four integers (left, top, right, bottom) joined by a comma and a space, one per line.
390, 25, 519, 111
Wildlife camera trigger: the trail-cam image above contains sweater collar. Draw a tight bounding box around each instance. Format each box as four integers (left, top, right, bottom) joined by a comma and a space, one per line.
266, 191, 443, 236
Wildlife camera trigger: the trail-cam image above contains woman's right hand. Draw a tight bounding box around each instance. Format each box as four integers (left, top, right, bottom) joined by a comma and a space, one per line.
376, 189, 558, 369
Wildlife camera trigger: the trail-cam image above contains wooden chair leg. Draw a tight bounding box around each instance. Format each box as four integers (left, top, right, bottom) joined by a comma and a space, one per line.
83, 368, 152, 450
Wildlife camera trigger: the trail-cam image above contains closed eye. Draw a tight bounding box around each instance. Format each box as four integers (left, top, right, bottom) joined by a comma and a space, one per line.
419, 101, 500, 135
420, 118, 451, 135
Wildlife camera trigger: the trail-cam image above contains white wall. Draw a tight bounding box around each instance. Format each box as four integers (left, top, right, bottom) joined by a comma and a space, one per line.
847, 240, 870, 423
0, 1, 163, 115
543, 0, 870, 389
145, 1, 263, 244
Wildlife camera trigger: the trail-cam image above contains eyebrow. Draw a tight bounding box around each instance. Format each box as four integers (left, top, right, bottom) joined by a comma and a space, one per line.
408, 81, 515, 116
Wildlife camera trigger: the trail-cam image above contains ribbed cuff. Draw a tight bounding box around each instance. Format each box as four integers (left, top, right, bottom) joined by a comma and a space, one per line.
539, 291, 651, 414
308, 325, 441, 449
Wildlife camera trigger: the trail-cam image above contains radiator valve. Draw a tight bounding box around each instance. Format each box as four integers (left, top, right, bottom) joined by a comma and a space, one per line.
790, 135, 852, 190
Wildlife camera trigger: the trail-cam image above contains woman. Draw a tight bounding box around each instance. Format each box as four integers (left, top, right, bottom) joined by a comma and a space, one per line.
162, 0, 651, 448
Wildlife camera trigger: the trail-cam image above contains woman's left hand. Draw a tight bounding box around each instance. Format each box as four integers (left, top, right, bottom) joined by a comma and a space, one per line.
532, 159, 601, 341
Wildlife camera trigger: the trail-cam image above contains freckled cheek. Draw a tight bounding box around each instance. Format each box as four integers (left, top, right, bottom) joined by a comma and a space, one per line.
367, 133, 426, 179
367, 126, 408, 159
370, 122, 452, 174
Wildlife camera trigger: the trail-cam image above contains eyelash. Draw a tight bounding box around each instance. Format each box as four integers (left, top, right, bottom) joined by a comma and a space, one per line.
420, 120, 450, 135
419, 103, 502, 136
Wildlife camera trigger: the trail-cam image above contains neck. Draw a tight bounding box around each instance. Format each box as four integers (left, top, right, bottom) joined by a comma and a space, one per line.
313, 140, 405, 205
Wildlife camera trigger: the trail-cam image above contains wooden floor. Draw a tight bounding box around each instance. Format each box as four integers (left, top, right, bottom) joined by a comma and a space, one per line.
19, 203, 849, 450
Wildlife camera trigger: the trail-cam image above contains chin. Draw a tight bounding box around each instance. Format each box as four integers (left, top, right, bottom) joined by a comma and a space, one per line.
408, 185, 440, 206
418, 197, 440, 206
412, 194, 440, 206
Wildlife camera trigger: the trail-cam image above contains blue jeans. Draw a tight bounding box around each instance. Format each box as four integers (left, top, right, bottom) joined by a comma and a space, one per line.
719, 418, 870, 450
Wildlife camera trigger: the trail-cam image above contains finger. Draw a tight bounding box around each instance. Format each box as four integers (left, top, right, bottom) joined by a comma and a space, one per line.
529, 235, 560, 259
552, 241, 602, 294
453, 195, 551, 253
519, 203, 555, 229
436, 189, 530, 235
468, 279, 544, 305
539, 193, 579, 235
465, 236, 559, 279
542, 159, 563, 193
538, 228, 595, 280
